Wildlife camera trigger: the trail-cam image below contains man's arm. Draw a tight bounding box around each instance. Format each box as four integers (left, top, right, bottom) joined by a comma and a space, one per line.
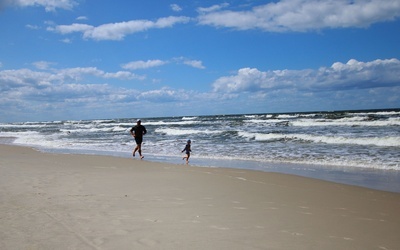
130, 127, 135, 137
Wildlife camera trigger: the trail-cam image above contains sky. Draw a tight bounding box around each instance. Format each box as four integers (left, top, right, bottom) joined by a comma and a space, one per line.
1, 0, 400, 122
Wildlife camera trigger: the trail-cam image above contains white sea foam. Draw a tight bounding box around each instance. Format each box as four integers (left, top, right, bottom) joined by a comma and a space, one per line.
144, 120, 198, 126
357, 111, 400, 116
155, 128, 222, 136
291, 134, 400, 147
5, 131, 61, 148
245, 119, 289, 126
291, 117, 400, 127
182, 116, 198, 120
245, 119, 269, 124
238, 131, 285, 141
277, 114, 299, 119
0, 123, 47, 129
238, 131, 400, 147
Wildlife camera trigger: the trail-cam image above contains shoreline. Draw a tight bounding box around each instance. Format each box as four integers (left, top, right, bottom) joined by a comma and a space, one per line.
3, 138, 399, 193
1, 143, 400, 249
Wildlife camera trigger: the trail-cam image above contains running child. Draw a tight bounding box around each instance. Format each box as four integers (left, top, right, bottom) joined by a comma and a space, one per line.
181, 140, 191, 164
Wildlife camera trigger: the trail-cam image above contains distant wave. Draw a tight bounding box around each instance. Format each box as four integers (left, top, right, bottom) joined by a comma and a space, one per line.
144, 120, 198, 126
238, 131, 400, 147
291, 117, 400, 127
182, 116, 198, 120
155, 128, 222, 136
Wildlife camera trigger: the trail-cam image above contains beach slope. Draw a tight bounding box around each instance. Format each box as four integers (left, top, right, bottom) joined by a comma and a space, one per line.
1, 144, 399, 249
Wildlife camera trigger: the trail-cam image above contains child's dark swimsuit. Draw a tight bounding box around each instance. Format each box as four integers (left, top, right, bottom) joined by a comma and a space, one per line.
182, 144, 191, 155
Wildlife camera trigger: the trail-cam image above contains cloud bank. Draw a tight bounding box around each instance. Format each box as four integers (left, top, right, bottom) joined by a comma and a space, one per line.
198, 0, 400, 32
212, 59, 400, 93
48, 16, 191, 41
1, 58, 398, 121
36, 0, 400, 41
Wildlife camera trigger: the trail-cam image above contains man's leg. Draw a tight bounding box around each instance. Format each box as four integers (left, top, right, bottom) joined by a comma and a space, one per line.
138, 144, 144, 159
132, 146, 137, 157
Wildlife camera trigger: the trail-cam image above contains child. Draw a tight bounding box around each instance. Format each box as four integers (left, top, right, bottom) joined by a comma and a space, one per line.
181, 140, 191, 164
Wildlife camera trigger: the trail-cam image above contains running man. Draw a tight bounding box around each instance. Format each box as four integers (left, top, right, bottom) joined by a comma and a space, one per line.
130, 119, 147, 159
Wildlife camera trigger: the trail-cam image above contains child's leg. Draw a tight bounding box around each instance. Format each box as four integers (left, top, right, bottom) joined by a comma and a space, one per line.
185, 154, 190, 164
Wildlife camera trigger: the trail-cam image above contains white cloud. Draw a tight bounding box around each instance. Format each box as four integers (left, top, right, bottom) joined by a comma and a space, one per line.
7, 69, 58, 86
212, 58, 400, 93
60, 38, 72, 43
170, 4, 182, 12
0, 65, 151, 121
48, 23, 93, 34
171, 57, 205, 69
198, 0, 400, 32
32, 61, 55, 70
49, 16, 191, 41
11, 0, 77, 12
57, 67, 144, 81
183, 60, 205, 69
76, 16, 88, 21
121, 58, 205, 70
26, 24, 40, 30
197, 3, 230, 13
138, 87, 191, 102
121, 57, 205, 70
0, 67, 144, 92
103, 71, 146, 81
122, 60, 168, 70
0, 65, 201, 121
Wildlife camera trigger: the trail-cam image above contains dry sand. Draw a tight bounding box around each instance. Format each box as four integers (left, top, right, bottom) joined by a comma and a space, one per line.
1, 144, 399, 250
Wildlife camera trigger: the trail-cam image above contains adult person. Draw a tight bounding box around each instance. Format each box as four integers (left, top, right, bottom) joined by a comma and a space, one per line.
130, 119, 147, 159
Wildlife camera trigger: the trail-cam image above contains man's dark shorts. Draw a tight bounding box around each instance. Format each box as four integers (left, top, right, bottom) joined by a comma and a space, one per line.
135, 137, 143, 145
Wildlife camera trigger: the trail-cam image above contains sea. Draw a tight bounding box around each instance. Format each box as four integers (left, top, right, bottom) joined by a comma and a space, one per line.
1, 109, 400, 193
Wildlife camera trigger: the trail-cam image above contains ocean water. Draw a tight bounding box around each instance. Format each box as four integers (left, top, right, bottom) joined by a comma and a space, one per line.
1, 109, 400, 192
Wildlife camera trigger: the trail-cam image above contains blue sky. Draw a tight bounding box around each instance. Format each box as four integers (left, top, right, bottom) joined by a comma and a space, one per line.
1, 0, 400, 122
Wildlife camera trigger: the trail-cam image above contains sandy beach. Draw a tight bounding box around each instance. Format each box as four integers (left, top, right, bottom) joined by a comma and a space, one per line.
1, 144, 399, 250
